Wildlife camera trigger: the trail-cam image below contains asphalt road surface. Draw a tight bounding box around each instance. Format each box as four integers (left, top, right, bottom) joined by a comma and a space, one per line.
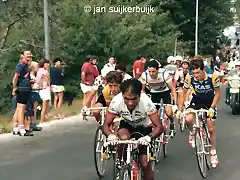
0, 89, 239, 180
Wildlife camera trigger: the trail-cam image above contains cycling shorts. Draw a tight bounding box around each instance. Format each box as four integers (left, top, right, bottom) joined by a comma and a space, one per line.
118, 120, 152, 155
187, 103, 217, 120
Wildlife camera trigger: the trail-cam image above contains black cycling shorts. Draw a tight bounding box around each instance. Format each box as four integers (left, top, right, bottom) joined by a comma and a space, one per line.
187, 103, 217, 119
16, 91, 30, 105
145, 89, 172, 107
118, 120, 152, 155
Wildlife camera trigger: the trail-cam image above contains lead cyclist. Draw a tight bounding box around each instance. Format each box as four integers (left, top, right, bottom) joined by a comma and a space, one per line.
103, 79, 163, 180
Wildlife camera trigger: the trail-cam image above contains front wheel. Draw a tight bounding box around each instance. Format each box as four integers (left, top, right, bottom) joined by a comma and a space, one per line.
195, 130, 207, 178
119, 165, 132, 180
94, 126, 107, 178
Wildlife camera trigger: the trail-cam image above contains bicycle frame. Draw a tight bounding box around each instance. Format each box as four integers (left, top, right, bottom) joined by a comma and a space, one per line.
182, 108, 209, 133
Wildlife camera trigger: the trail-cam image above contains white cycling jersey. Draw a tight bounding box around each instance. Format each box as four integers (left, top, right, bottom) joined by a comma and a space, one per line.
140, 69, 172, 93
174, 67, 188, 84
164, 64, 177, 75
108, 92, 157, 127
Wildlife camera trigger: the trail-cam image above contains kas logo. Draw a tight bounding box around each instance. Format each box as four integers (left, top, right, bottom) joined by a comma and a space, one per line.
195, 84, 211, 90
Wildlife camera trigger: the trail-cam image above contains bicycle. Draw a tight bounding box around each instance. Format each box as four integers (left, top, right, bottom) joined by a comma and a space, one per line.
105, 134, 152, 180
82, 107, 115, 178
182, 108, 212, 178
152, 98, 176, 164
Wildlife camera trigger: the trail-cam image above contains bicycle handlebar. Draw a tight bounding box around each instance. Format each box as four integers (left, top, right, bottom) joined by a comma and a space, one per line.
182, 109, 208, 116
104, 140, 150, 147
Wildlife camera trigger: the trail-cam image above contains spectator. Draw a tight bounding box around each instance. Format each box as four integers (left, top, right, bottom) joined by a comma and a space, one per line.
80, 55, 99, 108
133, 56, 146, 79
103, 56, 116, 69
12, 50, 32, 136
29, 61, 42, 131
36, 58, 51, 127
115, 63, 132, 81
50, 58, 65, 108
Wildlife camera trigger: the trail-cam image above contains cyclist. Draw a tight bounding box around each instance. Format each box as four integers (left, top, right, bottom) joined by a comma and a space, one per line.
174, 59, 189, 105
103, 78, 163, 180
174, 55, 183, 68
115, 63, 132, 81
178, 57, 220, 168
140, 60, 178, 136
82, 71, 123, 122
165, 56, 177, 80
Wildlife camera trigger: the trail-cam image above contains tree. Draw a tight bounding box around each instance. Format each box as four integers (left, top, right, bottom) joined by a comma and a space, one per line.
160, 0, 233, 55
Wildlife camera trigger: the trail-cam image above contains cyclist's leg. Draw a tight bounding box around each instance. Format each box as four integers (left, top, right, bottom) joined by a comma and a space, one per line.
162, 90, 175, 130
116, 121, 133, 159
206, 107, 218, 167
176, 86, 183, 106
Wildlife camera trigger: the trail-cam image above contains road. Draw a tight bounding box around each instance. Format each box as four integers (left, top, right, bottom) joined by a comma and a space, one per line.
0, 88, 239, 180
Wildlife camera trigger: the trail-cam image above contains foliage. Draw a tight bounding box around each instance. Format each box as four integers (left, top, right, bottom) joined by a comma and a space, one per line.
0, 0, 232, 113
159, 0, 233, 55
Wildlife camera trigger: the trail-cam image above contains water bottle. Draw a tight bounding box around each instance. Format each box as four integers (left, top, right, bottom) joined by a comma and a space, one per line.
132, 160, 139, 180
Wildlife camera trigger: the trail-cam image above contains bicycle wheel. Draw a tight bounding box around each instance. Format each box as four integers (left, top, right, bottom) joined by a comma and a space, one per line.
179, 117, 185, 132
113, 153, 121, 180
203, 126, 212, 170
119, 164, 132, 180
162, 132, 167, 158
94, 126, 107, 178
195, 130, 207, 178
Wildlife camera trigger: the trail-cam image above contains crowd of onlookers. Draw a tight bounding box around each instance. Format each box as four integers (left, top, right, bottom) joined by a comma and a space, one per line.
80, 55, 147, 108
12, 49, 65, 136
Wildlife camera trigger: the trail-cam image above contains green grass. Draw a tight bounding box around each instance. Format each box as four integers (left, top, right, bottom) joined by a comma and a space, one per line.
0, 99, 83, 134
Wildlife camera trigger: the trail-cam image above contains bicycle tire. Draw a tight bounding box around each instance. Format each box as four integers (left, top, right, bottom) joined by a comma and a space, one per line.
203, 125, 212, 170
113, 153, 121, 180
195, 130, 207, 178
163, 131, 167, 158
119, 164, 132, 180
94, 126, 107, 178
180, 118, 185, 132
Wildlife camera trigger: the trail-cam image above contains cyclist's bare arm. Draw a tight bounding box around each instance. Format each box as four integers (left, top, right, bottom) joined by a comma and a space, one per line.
211, 87, 220, 108
148, 112, 162, 138
168, 80, 177, 104
103, 111, 118, 136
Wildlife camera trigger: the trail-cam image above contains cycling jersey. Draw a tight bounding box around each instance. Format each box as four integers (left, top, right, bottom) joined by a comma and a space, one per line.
102, 85, 115, 104
140, 69, 172, 93
164, 64, 177, 75
174, 68, 187, 86
108, 93, 157, 127
184, 71, 220, 105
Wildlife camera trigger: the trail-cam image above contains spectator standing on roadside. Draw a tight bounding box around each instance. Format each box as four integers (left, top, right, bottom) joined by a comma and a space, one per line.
12, 50, 33, 136
50, 58, 65, 108
29, 61, 42, 131
133, 56, 146, 79
36, 58, 51, 127
80, 55, 99, 108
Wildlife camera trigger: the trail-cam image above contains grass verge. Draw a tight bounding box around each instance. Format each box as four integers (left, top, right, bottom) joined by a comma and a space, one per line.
0, 99, 83, 134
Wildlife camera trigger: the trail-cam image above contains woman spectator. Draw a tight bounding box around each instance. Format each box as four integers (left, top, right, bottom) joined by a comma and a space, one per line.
50, 58, 65, 108
36, 58, 51, 127
80, 56, 99, 108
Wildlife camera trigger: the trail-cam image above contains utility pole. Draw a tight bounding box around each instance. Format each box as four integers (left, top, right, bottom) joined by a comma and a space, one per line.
195, 0, 199, 55
44, 0, 50, 60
